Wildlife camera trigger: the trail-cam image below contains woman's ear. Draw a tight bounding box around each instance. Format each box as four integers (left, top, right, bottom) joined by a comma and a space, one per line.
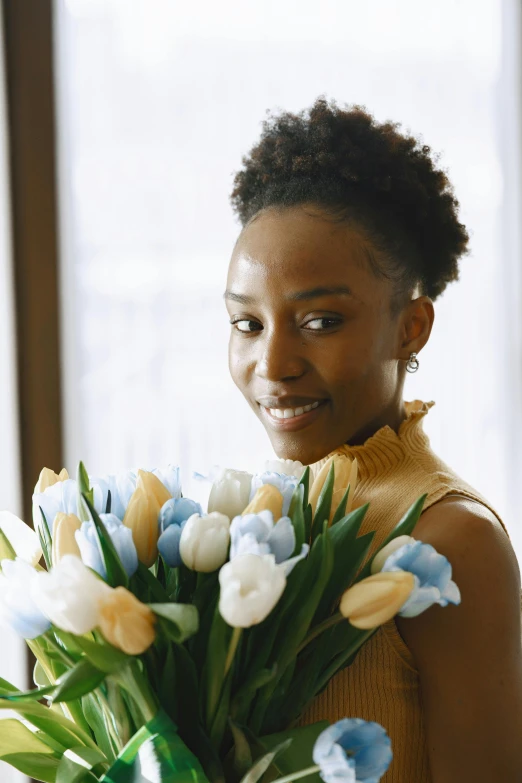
399, 295, 435, 357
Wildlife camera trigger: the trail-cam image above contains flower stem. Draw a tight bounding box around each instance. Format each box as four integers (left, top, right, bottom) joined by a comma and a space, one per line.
224, 627, 242, 676
272, 765, 321, 783
297, 612, 344, 653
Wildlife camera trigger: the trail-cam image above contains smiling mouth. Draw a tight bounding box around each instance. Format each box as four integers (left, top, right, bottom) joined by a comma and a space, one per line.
259, 400, 328, 431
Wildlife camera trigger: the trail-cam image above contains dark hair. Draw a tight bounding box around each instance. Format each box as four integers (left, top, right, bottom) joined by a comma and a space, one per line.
230, 97, 469, 315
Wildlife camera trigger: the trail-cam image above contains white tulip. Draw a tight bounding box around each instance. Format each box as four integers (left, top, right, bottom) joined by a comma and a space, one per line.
207, 469, 252, 518
179, 512, 230, 573
263, 459, 306, 480
218, 553, 286, 628
0, 511, 42, 566
31, 555, 110, 634
371, 536, 416, 575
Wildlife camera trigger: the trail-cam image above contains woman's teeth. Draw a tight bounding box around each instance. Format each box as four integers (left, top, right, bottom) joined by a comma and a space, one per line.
268, 401, 320, 419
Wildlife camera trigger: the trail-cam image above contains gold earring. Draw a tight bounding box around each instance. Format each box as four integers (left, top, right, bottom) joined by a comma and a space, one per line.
406, 352, 419, 373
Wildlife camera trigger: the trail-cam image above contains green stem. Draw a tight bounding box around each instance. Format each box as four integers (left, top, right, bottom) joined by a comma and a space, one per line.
224, 627, 242, 676
272, 765, 321, 783
297, 612, 343, 654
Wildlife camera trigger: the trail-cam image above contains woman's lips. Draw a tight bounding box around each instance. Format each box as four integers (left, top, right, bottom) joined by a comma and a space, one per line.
259, 400, 328, 432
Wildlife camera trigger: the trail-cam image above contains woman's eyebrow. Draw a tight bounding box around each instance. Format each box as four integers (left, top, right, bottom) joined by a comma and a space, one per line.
223, 286, 359, 303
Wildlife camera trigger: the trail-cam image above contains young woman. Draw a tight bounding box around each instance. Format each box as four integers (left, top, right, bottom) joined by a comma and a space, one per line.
224, 98, 522, 782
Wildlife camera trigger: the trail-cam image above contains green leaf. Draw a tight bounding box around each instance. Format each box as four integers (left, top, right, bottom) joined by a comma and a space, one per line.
0, 752, 60, 782
230, 666, 278, 725
258, 722, 327, 783
81, 692, 116, 762
201, 604, 232, 731
356, 493, 428, 582
228, 720, 253, 779
132, 561, 169, 603
310, 462, 335, 542
0, 528, 16, 561
56, 746, 107, 783
34, 660, 52, 688
82, 494, 128, 588
288, 485, 305, 555
52, 659, 106, 703
330, 485, 351, 525
0, 718, 57, 756
77, 462, 95, 521
149, 602, 199, 643
238, 739, 292, 783
37, 507, 53, 569
54, 630, 129, 674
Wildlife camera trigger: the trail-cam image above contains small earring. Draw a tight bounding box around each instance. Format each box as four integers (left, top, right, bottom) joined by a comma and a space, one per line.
406, 351, 419, 373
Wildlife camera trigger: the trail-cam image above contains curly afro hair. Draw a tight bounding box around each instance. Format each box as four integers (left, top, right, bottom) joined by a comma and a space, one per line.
230, 97, 469, 314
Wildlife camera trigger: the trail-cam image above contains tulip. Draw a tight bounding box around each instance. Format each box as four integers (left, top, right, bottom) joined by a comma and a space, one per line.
0, 510, 42, 566
229, 510, 309, 575
339, 571, 415, 629
219, 553, 286, 628
152, 465, 182, 500
51, 513, 82, 565
157, 498, 202, 568
157, 522, 186, 568
123, 470, 172, 567
207, 468, 253, 518
75, 514, 138, 579
33, 478, 78, 536
313, 718, 392, 783
381, 540, 461, 617
308, 455, 358, 521
371, 535, 415, 575
242, 484, 284, 520
0, 559, 50, 639
179, 513, 230, 572
250, 472, 298, 516
32, 555, 110, 635
98, 586, 155, 655
263, 459, 306, 480
34, 467, 69, 495
90, 472, 137, 520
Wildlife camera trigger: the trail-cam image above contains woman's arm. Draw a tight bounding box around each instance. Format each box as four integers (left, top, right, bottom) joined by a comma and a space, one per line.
396, 497, 522, 783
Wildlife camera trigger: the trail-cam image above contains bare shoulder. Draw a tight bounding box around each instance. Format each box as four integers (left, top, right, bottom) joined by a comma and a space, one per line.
397, 493, 521, 666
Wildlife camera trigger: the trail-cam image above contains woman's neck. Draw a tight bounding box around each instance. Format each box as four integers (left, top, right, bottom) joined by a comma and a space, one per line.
345, 399, 408, 447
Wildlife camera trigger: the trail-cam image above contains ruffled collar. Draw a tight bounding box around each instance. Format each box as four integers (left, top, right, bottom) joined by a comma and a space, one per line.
310, 399, 435, 479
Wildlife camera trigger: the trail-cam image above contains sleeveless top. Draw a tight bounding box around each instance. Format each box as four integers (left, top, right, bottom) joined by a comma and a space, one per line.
299, 399, 510, 783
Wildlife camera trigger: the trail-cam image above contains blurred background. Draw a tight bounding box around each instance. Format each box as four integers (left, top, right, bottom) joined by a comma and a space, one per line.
1, 1, 521, 779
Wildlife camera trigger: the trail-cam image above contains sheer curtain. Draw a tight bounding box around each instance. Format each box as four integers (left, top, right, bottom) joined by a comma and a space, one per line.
0, 9, 27, 783
55, 0, 522, 557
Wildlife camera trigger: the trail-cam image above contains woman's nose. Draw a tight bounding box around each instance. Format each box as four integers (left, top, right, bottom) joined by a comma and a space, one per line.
254, 330, 307, 381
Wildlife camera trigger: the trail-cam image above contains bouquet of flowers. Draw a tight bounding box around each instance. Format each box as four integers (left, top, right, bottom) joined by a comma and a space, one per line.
0, 455, 460, 783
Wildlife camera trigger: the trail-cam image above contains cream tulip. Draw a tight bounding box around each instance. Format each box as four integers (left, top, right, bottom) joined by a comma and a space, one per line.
242, 484, 283, 520
308, 455, 358, 521
179, 512, 230, 572
98, 586, 156, 655
371, 535, 416, 575
219, 553, 286, 628
207, 468, 253, 518
34, 467, 69, 495
123, 470, 172, 567
339, 571, 415, 629
51, 513, 82, 564
0, 511, 42, 567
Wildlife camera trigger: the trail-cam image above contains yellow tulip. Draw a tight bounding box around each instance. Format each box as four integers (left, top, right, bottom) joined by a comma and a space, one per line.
308, 454, 358, 521
339, 571, 415, 629
98, 586, 156, 655
51, 513, 82, 564
123, 470, 171, 567
242, 484, 283, 520
34, 467, 69, 494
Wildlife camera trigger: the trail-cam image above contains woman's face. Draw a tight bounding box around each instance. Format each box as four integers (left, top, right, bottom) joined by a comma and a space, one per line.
226, 205, 428, 465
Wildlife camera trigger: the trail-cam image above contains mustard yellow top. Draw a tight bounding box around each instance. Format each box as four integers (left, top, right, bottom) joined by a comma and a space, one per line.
300, 399, 508, 783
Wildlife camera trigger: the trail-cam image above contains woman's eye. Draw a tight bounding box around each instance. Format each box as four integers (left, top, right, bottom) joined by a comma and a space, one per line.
230, 319, 262, 333
304, 317, 341, 331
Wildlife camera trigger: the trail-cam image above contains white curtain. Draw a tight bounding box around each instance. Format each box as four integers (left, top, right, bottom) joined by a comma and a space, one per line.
55, 0, 522, 558
0, 7, 28, 782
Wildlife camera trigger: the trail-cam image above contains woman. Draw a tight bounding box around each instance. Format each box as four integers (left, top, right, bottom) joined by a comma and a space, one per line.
224, 98, 522, 782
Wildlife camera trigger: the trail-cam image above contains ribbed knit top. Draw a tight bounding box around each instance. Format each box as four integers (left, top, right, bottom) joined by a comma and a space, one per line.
299, 399, 508, 783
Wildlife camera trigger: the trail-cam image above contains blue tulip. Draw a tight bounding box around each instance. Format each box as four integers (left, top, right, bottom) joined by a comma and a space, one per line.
75, 514, 138, 579
381, 540, 461, 617
158, 521, 186, 567
250, 472, 298, 516
230, 510, 308, 575
152, 465, 182, 500
0, 559, 51, 639
159, 498, 202, 533
32, 479, 78, 536
313, 718, 392, 783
